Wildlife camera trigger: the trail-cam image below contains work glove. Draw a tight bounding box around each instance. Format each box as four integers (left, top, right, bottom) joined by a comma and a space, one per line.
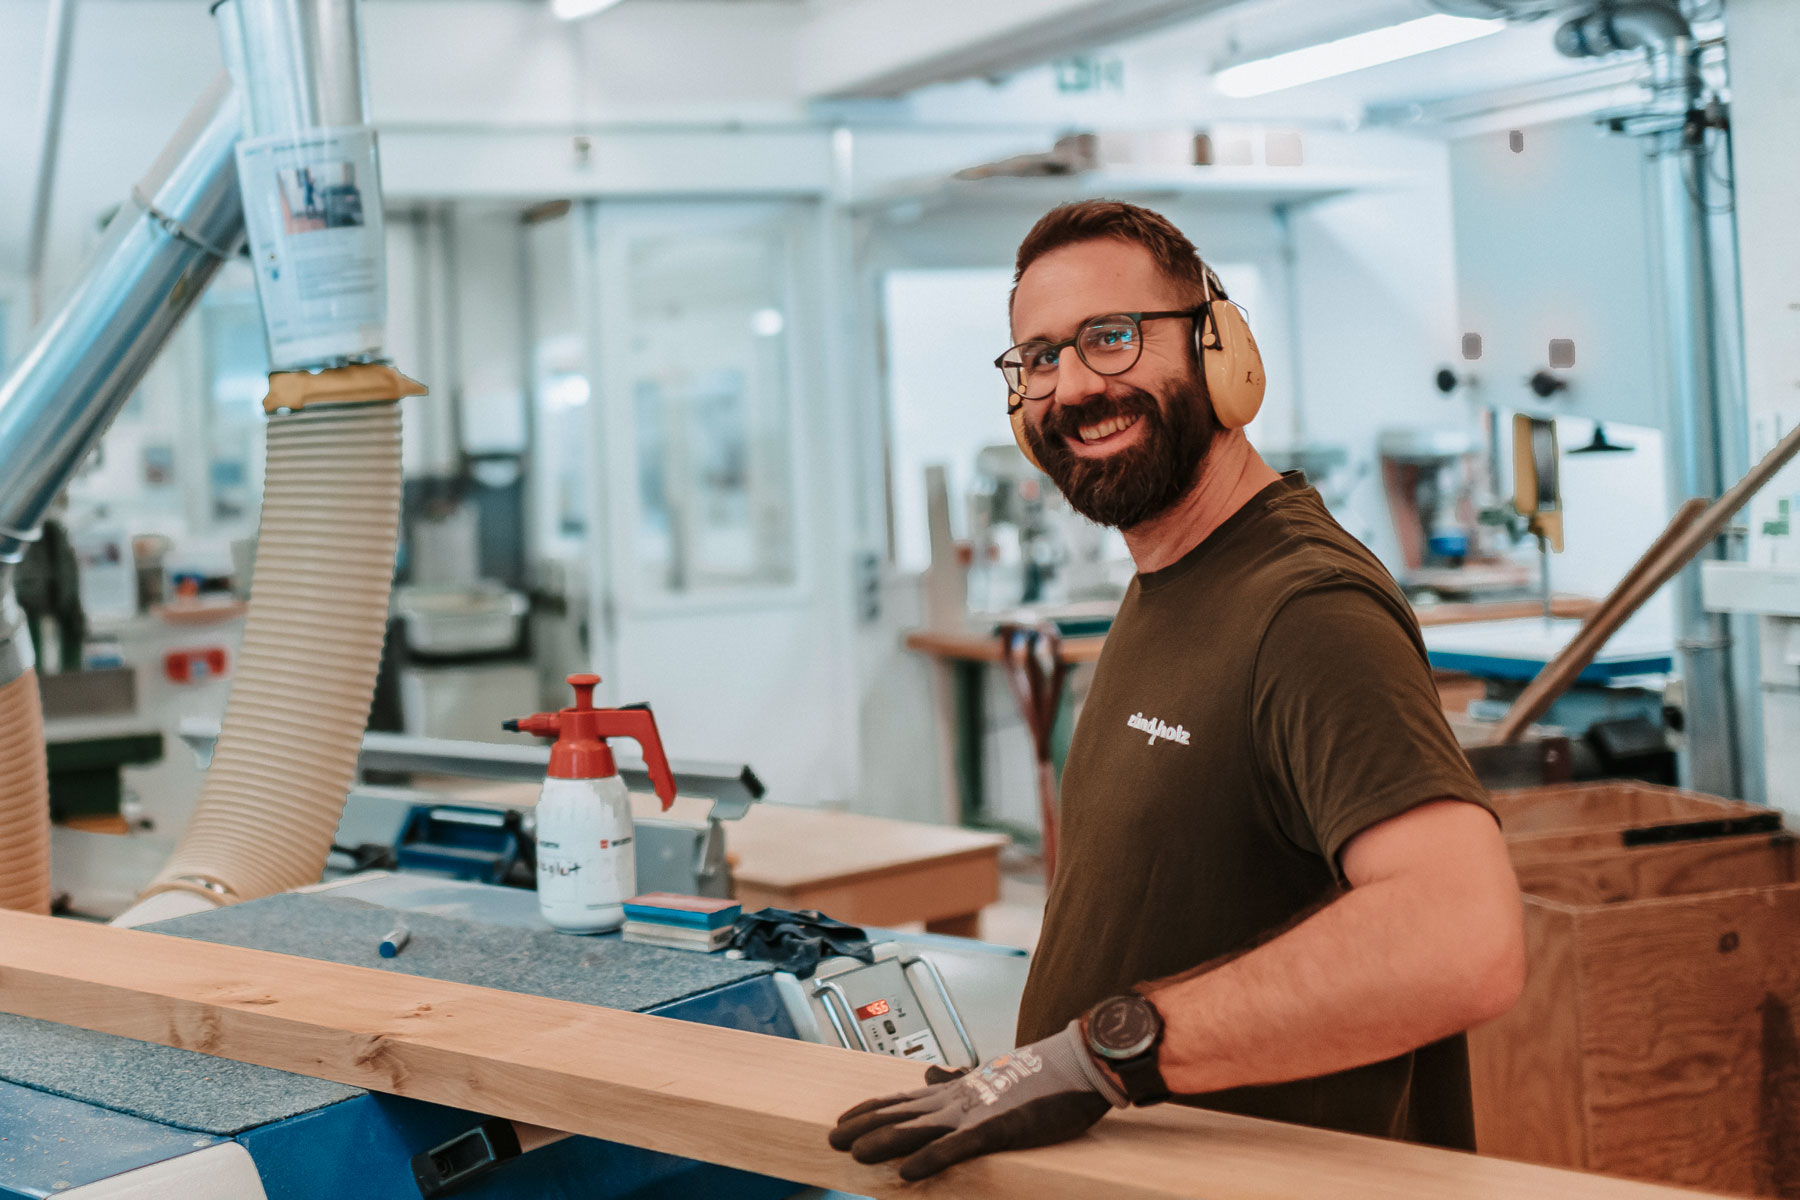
827, 1020, 1127, 1181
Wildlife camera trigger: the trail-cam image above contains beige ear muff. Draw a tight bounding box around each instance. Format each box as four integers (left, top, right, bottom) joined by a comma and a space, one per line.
1202, 299, 1266, 429
1009, 399, 1045, 471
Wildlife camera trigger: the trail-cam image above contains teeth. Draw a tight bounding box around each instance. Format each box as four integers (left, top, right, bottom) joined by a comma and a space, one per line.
1078, 415, 1138, 444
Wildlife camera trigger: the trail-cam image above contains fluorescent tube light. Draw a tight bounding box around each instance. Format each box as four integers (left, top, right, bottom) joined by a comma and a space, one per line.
551, 0, 624, 20
1213, 14, 1505, 98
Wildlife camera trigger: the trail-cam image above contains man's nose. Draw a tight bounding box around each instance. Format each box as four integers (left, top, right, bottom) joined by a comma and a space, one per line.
1053, 351, 1108, 408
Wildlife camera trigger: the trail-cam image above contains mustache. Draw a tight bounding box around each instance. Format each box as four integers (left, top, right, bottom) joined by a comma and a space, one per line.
1039, 390, 1160, 442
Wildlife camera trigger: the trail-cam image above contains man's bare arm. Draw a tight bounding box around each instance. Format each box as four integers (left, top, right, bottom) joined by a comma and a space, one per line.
1139, 799, 1525, 1095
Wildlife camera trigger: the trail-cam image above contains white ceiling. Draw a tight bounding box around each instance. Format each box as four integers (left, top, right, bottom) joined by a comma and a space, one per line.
0, 0, 1674, 282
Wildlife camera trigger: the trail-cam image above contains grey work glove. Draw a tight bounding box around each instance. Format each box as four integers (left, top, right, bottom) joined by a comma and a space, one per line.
827, 1020, 1128, 1181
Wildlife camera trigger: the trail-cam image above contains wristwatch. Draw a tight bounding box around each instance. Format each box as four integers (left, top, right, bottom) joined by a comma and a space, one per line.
1083, 992, 1171, 1106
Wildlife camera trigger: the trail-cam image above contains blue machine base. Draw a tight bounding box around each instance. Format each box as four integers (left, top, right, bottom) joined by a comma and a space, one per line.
1426, 647, 1673, 684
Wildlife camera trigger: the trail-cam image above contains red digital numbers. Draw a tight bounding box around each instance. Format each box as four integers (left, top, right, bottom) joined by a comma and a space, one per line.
855, 998, 891, 1021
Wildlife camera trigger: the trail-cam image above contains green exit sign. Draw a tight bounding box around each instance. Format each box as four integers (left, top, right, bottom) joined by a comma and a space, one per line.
1054, 56, 1124, 94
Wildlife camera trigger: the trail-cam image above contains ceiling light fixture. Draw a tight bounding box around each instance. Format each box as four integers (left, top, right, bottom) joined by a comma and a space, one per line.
1212, 14, 1506, 98
551, 0, 624, 21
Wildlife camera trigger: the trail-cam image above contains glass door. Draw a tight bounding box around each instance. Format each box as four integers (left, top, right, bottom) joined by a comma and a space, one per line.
581, 200, 854, 804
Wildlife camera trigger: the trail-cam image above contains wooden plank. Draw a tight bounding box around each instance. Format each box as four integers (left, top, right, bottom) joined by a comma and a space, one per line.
1492, 783, 1758, 838
1577, 884, 1800, 1196
1514, 837, 1799, 907
719, 803, 1007, 893
1469, 899, 1590, 1171
734, 852, 999, 929
0, 911, 1720, 1200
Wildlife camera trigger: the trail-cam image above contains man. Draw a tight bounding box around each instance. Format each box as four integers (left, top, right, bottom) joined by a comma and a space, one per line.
829, 201, 1525, 1181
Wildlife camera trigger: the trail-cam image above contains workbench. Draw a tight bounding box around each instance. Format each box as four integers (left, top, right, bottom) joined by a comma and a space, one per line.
415, 780, 1009, 938
906, 594, 1601, 833
721, 801, 1008, 938
0, 876, 801, 1200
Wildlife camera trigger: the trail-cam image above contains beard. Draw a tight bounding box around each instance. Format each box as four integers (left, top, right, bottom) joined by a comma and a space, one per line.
1023, 373, 1218, 530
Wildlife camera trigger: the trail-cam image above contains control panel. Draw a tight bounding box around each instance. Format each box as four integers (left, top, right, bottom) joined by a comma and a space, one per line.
808, 948, 976, 1070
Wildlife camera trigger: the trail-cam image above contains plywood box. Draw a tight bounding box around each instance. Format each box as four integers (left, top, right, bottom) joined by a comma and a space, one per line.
1491, 781, 1779, 862
1470, 832, 1800, 1196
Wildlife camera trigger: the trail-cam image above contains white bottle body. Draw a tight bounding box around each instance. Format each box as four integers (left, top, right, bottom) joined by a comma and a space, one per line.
535, 774, 636, 934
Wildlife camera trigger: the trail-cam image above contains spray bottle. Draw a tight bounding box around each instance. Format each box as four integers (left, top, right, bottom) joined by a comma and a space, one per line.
504, 673, 676, 934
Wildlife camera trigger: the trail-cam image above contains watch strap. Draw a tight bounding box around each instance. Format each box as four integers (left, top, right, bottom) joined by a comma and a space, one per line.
1113, 1050, 1172, 1106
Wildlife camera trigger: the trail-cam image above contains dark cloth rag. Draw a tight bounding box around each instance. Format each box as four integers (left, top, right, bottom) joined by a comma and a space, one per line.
728, 908, 875, 979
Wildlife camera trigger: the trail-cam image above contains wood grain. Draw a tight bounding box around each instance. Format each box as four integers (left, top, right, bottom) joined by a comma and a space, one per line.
1470, 897, 1589, 1171
719, 803, 1007, 893
1515, 837, 1799, 908
1479, 831, 1800, 1195
0, 911, 1723, 1200
1578, 884, 1800, 1196
733, 852, 999, 929
1493, 783, 1771, 862
1492, 783, 1757, 837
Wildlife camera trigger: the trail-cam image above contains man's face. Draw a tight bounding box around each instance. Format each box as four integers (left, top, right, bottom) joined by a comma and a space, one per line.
1009, 239, 1218, 530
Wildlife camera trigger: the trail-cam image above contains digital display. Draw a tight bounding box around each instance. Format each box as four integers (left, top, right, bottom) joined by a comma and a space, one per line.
855, 998, 891, 1021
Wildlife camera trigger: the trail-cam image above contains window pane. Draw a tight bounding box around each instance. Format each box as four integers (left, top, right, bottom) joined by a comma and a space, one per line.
625, 228, 796, 594
200, 295, 271, 526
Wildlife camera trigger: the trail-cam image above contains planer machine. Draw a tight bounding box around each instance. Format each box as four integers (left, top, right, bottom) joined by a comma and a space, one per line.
0, 871, 1026, 1200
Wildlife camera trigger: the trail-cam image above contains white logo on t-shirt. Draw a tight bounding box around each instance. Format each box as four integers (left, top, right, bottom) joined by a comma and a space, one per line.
1127, 712, 1191, 746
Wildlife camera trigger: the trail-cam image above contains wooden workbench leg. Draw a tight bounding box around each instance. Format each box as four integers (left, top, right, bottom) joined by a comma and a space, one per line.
924, 912, 981, 938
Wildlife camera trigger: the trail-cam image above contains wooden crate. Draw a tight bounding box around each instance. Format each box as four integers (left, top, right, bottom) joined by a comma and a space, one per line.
1470, 832, 1800, 1196
1492, 781, 1779, 862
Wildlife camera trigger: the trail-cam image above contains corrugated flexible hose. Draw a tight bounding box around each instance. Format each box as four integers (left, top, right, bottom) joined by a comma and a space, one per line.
0, 670, 51, 915
142, 399, 402, 904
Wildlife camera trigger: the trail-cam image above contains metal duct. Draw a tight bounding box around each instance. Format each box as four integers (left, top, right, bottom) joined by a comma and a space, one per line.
0, 74, 243, 916
212, 0, 370, 135
0, 73, 244, 576
1554, 2, 1697, 96
1428, 0, 1564, 17
214, 0, 388, 371
129, 0, 414, 913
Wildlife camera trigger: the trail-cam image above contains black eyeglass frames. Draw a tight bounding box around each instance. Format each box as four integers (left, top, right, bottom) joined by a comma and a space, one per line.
995, 309, 1203, 403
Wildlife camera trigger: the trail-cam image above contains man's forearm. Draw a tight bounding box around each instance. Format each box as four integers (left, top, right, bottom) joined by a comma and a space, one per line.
1142, 865, 1523, 1096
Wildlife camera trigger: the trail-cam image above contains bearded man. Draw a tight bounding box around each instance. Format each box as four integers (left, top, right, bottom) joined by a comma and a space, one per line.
829, 200, 1524, 1181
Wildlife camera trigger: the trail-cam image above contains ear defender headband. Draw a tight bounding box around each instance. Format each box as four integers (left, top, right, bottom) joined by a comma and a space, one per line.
1009, 263, 1267, 470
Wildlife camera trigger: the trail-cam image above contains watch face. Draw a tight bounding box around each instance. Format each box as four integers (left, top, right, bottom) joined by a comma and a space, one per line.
1089, 994, 1160, 1060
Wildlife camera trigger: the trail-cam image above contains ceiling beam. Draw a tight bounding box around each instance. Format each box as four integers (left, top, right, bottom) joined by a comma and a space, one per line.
797, 0, 1245, 100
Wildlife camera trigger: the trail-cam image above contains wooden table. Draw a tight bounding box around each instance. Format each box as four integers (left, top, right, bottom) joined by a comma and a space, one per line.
719, 802, 1008, 937
422, 779, 1007, 936
904, 595, 1599, 665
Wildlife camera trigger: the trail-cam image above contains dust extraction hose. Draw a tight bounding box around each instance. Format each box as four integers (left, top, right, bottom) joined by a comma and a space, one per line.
0, 670, 51, 915
142, 399, 402, 904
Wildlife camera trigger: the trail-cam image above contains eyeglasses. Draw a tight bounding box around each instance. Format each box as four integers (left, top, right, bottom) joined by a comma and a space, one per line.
995, 309, 1203, 405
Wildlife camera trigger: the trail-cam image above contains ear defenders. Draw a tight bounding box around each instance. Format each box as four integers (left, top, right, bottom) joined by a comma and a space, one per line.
1009, 268, 1266, 471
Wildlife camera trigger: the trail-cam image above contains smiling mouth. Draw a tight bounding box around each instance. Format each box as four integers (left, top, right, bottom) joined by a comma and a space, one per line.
1075, 414, 1141, 445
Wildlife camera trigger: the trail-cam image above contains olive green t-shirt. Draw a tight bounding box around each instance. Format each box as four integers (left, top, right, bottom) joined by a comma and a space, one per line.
1015, 473, 1495, 1147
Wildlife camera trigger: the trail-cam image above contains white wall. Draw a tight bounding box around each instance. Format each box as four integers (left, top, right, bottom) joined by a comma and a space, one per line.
1722, 0, 1800, 817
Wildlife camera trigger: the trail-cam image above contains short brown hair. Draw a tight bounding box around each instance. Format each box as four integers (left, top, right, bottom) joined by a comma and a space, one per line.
1010, 199, 1227, 311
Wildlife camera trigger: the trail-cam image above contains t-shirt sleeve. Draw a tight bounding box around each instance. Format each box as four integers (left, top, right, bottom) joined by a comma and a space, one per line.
1250, 582, 1495, 882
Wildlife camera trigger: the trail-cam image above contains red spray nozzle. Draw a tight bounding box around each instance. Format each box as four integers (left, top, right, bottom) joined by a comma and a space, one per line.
503, 672, 679, 810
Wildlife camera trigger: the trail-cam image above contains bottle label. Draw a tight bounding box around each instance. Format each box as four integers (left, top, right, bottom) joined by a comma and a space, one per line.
536, 778, 636, 913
